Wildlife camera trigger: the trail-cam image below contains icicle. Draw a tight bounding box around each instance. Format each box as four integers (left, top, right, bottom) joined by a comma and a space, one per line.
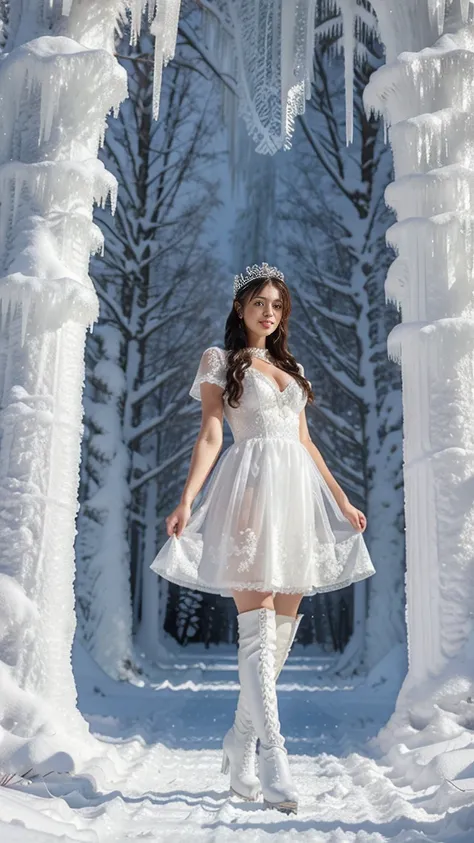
20, 289, 31, 348
460, 0, 471, 22
149, 0, 182, 121
109, 179, 118, 216
128, 0, 148, 47
150, 3, 166, 122
340, 0, 355, 146
61, 0, 73, 15
387, 328, 403, 364
39, 63, 61, 146
0, 294, 10, 333
200, 1, 317, 154
163, 0, 181, 63
428, 0, 446, 35
12, 171, 22, 229
147, 0, 158, 25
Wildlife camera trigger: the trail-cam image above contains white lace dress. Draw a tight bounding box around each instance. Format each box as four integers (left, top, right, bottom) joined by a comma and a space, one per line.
149, 346, 375, 596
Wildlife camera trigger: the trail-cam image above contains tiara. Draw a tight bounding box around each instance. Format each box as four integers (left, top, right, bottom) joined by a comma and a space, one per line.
233, 262, 285, 296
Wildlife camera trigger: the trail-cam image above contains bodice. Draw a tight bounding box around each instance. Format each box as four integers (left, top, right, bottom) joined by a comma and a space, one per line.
189, 346, 309, 445
224, 368, 306, 444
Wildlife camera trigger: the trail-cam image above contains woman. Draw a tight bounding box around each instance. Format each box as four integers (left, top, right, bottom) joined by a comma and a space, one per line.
150, 262, 375, 815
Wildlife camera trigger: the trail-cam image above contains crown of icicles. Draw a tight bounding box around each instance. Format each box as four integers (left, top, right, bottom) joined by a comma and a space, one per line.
233, 262, 285, 296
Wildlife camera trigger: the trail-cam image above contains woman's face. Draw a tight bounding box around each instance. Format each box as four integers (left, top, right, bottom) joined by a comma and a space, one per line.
237, 282, 284, 341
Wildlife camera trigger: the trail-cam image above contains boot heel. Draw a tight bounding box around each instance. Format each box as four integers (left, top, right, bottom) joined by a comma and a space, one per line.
221, 750, 230, 774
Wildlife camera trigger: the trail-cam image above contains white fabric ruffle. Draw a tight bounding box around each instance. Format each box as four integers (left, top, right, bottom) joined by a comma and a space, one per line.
150, 436, 375, 597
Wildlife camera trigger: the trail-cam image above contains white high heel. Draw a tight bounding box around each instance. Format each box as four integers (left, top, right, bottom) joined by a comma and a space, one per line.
236, 607, 299, 814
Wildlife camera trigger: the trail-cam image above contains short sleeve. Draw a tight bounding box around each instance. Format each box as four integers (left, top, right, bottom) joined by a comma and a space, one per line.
297, 361, 311, 388
189, 346, 227, 401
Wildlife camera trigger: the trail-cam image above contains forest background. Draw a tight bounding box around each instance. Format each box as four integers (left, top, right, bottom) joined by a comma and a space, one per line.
75, 0, 405, 680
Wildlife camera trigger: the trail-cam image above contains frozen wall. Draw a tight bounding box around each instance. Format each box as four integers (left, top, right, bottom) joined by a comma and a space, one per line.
365, 14, 474, 689
0, 0, 180, 774
361, 3, 474, 787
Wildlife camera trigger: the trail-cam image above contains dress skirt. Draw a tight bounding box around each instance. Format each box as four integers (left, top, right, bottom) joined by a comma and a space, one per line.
150, 436, 375, 598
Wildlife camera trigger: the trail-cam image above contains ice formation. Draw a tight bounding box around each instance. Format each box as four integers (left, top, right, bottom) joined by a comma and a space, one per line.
2, 0, 474, 798
200, 0, 317, 154
0, 0, 182, 774
360, 5, 474, 788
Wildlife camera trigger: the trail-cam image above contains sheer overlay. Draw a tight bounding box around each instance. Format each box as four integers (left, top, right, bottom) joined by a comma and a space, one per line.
150, 346, 375, 597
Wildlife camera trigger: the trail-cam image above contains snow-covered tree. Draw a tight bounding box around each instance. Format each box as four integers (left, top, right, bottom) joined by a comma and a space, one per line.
282, 22, 405, 670
232, 150, 278, 267
76, 322, 134, 679
77, 20, 221, 669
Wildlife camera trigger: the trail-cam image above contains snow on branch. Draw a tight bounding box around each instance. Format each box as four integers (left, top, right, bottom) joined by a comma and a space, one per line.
130, 365, 182, 407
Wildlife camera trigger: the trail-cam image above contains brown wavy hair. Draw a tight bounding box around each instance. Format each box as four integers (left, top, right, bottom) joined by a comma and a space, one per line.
223, 276, 314, 408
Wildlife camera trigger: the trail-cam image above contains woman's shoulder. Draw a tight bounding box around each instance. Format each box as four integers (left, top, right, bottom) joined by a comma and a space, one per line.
200, 345, 228, 362
196, 346, 228, 376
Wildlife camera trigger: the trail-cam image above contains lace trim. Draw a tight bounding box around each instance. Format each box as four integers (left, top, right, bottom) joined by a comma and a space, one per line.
150, 563, 375, 598
199, 529, 374, 593
152, 468, 374, 593
189, 346, 227, 401
234, 617, 302, 746
229, 528, 259, 574
188, 347, 310, 402
258, 609, 285, 749
232, 719, 258, 774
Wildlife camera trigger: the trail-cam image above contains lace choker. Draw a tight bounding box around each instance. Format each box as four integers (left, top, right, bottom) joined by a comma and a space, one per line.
247, 346, 273, 362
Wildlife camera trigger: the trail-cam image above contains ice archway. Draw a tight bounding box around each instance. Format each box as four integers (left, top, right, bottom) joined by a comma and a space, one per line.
1, 0, 474, 787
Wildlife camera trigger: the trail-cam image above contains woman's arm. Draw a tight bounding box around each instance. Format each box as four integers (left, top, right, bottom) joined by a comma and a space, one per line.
298, 407, 366, 531
298, 408, 349, 509
166, 382, 224, 538
180, 382, 224, 506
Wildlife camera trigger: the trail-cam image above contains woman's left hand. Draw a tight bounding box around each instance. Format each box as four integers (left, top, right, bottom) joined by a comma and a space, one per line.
341, 501, 367, 532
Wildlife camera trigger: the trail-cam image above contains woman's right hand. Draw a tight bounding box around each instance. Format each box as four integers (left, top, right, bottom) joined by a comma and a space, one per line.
165, 501, 192, 538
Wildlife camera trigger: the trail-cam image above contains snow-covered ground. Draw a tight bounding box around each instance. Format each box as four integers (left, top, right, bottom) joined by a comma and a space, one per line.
1, 641, 473, 842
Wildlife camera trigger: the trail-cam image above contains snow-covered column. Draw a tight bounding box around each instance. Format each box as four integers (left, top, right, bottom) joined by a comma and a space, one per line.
0, 0, 182, 774
0, 2, 127, 773
364, 8, 474, 690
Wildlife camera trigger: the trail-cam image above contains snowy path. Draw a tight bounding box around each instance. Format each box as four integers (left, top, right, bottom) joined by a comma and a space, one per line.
0, 647, 472, 842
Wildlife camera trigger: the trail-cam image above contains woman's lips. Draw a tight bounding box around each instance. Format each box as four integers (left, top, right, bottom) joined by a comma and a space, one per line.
260, 321, 274, 327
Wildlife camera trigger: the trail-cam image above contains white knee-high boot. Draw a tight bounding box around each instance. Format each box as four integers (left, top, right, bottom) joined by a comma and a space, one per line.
222, 613, 302, 799
221, 613, 302, 801
235, 607, 298, 813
